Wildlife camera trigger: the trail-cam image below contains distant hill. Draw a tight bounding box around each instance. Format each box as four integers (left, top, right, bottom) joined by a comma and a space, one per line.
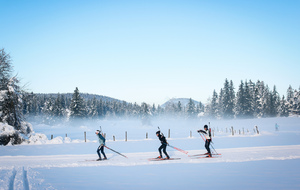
161, 98, 201, 108
34, 93, 125, 103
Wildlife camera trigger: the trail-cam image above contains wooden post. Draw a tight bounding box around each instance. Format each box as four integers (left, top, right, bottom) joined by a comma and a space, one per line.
113, 136, 115, 141
65, 134, 67, 137
146, 132, 148, 139
255, 126, 259, 134
125, 131, 127, 141
104, 133, 106, 138
231, 126, 234, 136
84, 131, 86, 142
190, 131, 192, 138
168, 129, 170, 138
51, 135, 53, 139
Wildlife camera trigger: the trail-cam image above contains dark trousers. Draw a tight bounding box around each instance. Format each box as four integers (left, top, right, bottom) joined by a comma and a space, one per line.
97, 145, 107, 159
159, 144, 169, 158
205, 139, 211, 154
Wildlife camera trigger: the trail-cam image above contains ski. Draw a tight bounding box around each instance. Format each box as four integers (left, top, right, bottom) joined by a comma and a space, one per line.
83, 159, 109, 162
191, 156, 219, 159
148, 158, 181, 161
189, 153, 221, 157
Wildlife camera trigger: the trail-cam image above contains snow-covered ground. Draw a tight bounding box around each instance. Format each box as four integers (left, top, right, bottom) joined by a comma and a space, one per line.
1, 117, 300, 190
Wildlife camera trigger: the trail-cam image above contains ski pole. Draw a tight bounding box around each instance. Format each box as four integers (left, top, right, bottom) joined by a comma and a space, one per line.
104, 146, 128, 159
167, 144, 188, 155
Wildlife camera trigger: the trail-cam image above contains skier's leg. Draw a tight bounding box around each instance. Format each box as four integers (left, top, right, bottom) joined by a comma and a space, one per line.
207, 140, 211, 154
158, 145, 163, 157
205, 140, 211, 157
97, 146, 101, 159
163, 144, 170, 159
100, 145, 107, 159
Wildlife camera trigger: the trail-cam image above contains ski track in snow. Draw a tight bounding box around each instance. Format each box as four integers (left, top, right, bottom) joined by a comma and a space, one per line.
1, 145, 300, 170
0, 145, 300, 189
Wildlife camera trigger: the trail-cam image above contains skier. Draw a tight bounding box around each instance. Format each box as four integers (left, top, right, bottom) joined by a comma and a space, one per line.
95, 130, 107, 161
197, 125, 212, 157
156, 130, 170, 159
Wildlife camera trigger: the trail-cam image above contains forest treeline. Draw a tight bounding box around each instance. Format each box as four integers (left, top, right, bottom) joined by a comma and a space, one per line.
21, 79, 300, 123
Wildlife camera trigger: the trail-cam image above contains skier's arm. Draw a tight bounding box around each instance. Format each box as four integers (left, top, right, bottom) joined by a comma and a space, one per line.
197, 130, 207, 134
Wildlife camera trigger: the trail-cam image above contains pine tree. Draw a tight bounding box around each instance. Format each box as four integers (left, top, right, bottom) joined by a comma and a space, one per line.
69, 87, 86, 118
186, 98, 196, 118
0, 49, 24, 130
222, 79, 235, 119
207, 90, 218, 119
218, 88, 224, 118
0, 49, 32, 145
244, 80, 254, 118
235, 80, 245, 118
279, 95, 289, 117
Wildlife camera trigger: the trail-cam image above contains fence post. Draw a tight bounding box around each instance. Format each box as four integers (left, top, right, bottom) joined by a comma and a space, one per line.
255, 126, 259, 134
146, 132, 148, 139
113, 136, 115, 141
51, 135, 53, 139
125, 131, 127, 141
168, 129, 170, 138
190, 131, 192, 138
231, 126, 234, 136
84, 131, 86, 142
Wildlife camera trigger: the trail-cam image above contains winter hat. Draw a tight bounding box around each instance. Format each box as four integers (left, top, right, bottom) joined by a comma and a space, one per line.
204, 125, 208, 129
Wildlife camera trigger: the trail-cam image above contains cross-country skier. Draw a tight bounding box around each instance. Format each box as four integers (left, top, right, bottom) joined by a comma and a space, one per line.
95, 130, 107, 161
197, 125, 212, 157
156, 130, 170, 159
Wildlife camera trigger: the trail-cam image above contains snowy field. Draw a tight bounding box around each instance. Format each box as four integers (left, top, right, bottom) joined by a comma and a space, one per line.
1, 117, 300, 190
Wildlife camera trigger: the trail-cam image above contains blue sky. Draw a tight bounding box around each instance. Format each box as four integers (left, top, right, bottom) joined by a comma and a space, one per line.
1, 0, 299, 105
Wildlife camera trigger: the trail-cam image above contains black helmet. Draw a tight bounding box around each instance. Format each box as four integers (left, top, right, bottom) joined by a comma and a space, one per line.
156, 131, 160, 135
204, 125, 208, 129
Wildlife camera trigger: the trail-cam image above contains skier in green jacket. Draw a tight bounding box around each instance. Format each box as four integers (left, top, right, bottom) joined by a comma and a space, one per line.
95, 130, 107, 161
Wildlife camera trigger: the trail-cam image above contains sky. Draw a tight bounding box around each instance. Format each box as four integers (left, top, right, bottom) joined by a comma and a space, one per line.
1, 0, 299, 105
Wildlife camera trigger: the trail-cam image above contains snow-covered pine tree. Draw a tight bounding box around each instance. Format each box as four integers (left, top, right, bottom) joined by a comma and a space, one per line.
244, 80, 254, 118
207, 90, 218, 119
279, 95, 289, 117
141, 102, 151, 125
186, 98, 196, 118
151, 103, 157, 117
218, 88, 224, 118
69, 87, 86, 118
235, 80, 245, 118
0, 49, 32, 145
221, 79, 235, 119
177, 101, 183, 117
253, 82, 262, 117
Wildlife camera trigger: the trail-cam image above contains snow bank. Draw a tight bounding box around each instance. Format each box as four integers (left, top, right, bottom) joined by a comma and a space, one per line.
26, 133, 86, 145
